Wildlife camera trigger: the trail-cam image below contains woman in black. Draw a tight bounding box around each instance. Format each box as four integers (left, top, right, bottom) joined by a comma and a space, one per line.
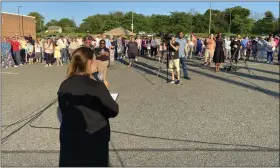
230, 36, 242, 64
58, 47, 119, 167
213, 33, 225, 72
126, 36, 138, 67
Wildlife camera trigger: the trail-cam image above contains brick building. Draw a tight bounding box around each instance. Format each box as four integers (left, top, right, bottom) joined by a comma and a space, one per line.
1, 12, 36, 38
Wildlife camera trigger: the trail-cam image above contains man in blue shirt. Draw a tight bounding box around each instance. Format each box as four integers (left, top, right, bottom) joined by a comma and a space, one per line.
176, 32, 190, 80
240, 36, 248, 60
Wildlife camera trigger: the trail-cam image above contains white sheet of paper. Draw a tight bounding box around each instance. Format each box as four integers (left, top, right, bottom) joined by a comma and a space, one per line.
110, 93, 119, 101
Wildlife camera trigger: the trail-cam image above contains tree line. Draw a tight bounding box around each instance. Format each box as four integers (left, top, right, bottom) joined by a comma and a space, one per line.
28, 6, 279, 36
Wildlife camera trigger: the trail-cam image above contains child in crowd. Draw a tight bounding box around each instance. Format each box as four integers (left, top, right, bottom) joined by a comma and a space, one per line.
54, 43, 63, 66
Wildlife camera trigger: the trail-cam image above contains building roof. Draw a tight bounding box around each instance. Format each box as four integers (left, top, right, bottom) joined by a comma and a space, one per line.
104, 27, 135, 36
1, 12, 36, 19
48, 26, 62, 30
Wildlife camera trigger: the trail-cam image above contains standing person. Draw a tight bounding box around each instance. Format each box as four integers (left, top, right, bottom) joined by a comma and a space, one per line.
169, 35, 181, 84
196, 37, 203, 59
204, 34, 216, 67
44, 38, 54, 67
20, 37, 28, 63
224, 36, 231, 60
58, 47, 118, 167
57, 35, 68, 64
266, 37, 276, 64
245, 38, 253, 60
257, 36, 268, 62
213, 33, 225, 72
176, 32, 190, 80
252, 38, 258, 61
116, 36, 124, 60
141, 37, 147, 57
151, 37, 158, 58
1, 37, 15, 68
109, 36, 116, 66
187, 36, 195, 59
230, 36, 241, 64
26, 40, 34, 65
69, 38, 79, 57
54, 43, 63, 66
35, 39, 43, 63
126, 36, 138, 67
136, 36, 142, 59
94, 40, 110, 81
240, 36, 249, 60
9, 37, 22, 66
146, 38, 151, 57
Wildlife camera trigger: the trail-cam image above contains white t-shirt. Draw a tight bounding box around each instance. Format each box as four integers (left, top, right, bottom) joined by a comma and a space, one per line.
95, 38, 100, 47
57, 38, 67, 49
225, 40, 231, 50
35, 44, 42, 52
77, 38, 83, 46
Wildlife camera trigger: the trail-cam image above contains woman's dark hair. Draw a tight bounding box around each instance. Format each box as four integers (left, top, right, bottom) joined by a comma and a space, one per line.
99, 39, 105, 45
67, 47, 94, 77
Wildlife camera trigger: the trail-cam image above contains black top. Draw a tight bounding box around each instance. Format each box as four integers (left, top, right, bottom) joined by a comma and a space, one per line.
230, 40, 241, 51
169, 41, 179, 59
126, 42, 138, 54
94, 47, 110, 61
57, 75, 118, 141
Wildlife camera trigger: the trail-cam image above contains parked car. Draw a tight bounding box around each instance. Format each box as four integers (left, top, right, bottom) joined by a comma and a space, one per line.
45, 34, 58, 40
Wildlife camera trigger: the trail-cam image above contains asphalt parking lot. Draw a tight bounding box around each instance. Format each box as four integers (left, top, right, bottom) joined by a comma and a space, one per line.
1, 57, 279, 167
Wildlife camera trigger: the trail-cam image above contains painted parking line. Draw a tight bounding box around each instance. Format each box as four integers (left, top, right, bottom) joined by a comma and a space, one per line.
1, 72, 19, 75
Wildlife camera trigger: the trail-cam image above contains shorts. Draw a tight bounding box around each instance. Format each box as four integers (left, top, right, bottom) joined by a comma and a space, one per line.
168, 58, 180, 71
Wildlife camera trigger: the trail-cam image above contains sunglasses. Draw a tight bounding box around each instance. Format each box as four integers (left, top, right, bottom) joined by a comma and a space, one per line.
100, 43, 105, 44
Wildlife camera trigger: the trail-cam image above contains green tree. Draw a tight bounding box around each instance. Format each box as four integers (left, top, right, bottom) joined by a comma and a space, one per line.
27, 12, 45, 32
45, 19, 59, 27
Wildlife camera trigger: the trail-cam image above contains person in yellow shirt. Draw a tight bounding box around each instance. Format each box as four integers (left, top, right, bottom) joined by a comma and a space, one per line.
20, 37, 27, 63
54, 43, 63, 66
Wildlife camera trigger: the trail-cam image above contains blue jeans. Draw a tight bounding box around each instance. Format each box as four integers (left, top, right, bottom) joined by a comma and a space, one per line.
278, 50, 280, 62
267, 52, 273, 63
179, 57, 188, 78
12, 50, 21, 65
61, 48, 68, 63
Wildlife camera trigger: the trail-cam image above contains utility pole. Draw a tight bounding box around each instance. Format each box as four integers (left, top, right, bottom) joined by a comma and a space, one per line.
229, 11, 232, 33
18, 6, 22, 36
208, 2, 212, 34
40, 20, 43, 37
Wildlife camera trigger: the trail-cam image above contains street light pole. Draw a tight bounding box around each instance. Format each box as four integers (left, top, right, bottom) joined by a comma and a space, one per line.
208, 2, 212, 35
18, 6, 22, 36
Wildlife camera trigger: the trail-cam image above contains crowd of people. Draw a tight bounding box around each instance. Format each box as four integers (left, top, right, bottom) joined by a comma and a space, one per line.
1, 32, 279, 84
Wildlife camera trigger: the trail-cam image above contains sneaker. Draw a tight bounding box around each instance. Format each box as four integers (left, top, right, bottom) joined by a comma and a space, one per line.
19, 64, 23, 66
14, 65, 18, 68
175, 80, 181, 85
184, 76, 191, 80
45, 65, 49, 67
169, 80, 175, 84
135, 58, 138, 62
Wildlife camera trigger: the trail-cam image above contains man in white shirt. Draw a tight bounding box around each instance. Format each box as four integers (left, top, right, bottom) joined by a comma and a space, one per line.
151, 37, 158, 57
95, 35, 101, 48
224, 36, 231, 60
57, 35, 68, 64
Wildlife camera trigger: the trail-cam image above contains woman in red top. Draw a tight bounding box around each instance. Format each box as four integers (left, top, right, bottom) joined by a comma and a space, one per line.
9, 37, 22, 66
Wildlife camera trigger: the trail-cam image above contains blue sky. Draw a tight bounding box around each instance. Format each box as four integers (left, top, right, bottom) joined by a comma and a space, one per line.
2, 2, 279, 25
